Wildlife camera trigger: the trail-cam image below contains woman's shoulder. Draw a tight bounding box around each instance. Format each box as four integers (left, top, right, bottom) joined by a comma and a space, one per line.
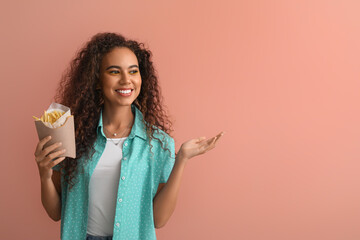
151, 125, 173, 141
149, 126, 175, 159
147, 125, 174, 151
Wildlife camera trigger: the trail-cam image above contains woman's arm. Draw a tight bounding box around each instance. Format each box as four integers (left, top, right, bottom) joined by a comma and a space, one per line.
152, 153, 187, 228
152, 132, 225, 228
41, 171, 61, 222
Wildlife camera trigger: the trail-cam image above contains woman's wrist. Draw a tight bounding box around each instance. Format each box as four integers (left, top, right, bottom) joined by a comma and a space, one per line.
175, 151, 188, 166
40, 176, 52, 184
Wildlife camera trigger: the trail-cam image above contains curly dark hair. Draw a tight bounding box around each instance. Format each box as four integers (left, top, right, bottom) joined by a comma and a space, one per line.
53, 32, 175, 191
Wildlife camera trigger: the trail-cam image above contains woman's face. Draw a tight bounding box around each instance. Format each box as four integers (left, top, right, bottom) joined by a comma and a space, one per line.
99, 47, 142, 107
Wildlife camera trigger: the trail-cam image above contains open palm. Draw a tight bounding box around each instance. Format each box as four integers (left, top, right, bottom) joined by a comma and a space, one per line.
178, 131, 225, 161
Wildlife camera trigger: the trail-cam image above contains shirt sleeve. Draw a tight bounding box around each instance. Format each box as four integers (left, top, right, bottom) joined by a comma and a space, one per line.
159, 137, 176, 183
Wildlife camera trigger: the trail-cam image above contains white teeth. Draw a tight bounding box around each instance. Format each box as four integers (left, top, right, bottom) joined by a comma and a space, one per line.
116, 89, 131, 94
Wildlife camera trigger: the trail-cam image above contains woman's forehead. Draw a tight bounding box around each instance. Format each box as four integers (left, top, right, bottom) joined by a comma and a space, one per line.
102, 47, 138, 67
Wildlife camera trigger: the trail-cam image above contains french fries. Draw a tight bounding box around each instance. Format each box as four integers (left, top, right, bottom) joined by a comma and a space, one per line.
32, 110, 65, 124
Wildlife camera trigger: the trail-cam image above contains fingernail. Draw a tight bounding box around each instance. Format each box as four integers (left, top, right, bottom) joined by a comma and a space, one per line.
48, 136, 52, 139
62, 149, 66, 152
58, 142, 62, 146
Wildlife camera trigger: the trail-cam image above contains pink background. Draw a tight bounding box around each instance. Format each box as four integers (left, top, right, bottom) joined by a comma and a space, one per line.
1, 0, 359, 239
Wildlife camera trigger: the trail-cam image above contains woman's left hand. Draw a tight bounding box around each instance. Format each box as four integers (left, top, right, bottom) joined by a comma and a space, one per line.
177, 131, 225, 164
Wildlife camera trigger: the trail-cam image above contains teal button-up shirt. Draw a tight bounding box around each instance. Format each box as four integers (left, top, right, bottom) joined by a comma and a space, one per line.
52, 104, 176, 240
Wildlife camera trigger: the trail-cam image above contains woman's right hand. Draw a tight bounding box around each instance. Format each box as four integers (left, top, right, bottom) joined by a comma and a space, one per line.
34, 136, 66, 181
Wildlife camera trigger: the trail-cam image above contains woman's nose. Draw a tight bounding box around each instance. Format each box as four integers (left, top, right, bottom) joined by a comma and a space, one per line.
119, 72, 131, 83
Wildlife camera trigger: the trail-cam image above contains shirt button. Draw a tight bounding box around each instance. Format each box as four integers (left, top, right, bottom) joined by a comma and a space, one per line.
123, 157, 127, 160
122, 176, 125, 180
116, 223, 120, 227
118, 198, 122, 202
124, 143, 128, 146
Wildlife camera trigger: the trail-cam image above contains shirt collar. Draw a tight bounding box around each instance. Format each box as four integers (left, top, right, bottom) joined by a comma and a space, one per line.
98, 104, 147, 141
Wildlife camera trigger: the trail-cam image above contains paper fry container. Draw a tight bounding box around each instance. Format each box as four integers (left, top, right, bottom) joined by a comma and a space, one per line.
34, 115, 76, 158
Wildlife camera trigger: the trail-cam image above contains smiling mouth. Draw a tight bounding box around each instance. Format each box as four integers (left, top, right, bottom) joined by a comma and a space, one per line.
115, 89, 133, 96
115, 89, 133, 93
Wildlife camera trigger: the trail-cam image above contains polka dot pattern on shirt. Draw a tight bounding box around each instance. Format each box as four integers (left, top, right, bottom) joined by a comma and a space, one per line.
52, 104, 176, 240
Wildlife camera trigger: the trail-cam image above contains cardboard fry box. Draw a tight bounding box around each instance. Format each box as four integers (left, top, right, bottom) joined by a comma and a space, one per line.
34, 103, 76, 159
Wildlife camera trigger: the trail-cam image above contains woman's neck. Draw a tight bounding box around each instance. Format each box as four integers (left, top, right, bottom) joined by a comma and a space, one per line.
102, 104, 134, 133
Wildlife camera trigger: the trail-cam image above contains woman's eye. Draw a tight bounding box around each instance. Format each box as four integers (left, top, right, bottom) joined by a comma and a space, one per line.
109, 70, 138, 75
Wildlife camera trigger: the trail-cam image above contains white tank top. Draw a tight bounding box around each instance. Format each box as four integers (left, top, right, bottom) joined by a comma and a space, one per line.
86, 137, 127, 236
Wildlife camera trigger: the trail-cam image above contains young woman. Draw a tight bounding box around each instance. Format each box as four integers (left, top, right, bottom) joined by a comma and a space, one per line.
34, 32, 224, 240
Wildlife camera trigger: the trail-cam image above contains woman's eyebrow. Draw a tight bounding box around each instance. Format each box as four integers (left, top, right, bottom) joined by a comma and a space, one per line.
105, 65, 139, 70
